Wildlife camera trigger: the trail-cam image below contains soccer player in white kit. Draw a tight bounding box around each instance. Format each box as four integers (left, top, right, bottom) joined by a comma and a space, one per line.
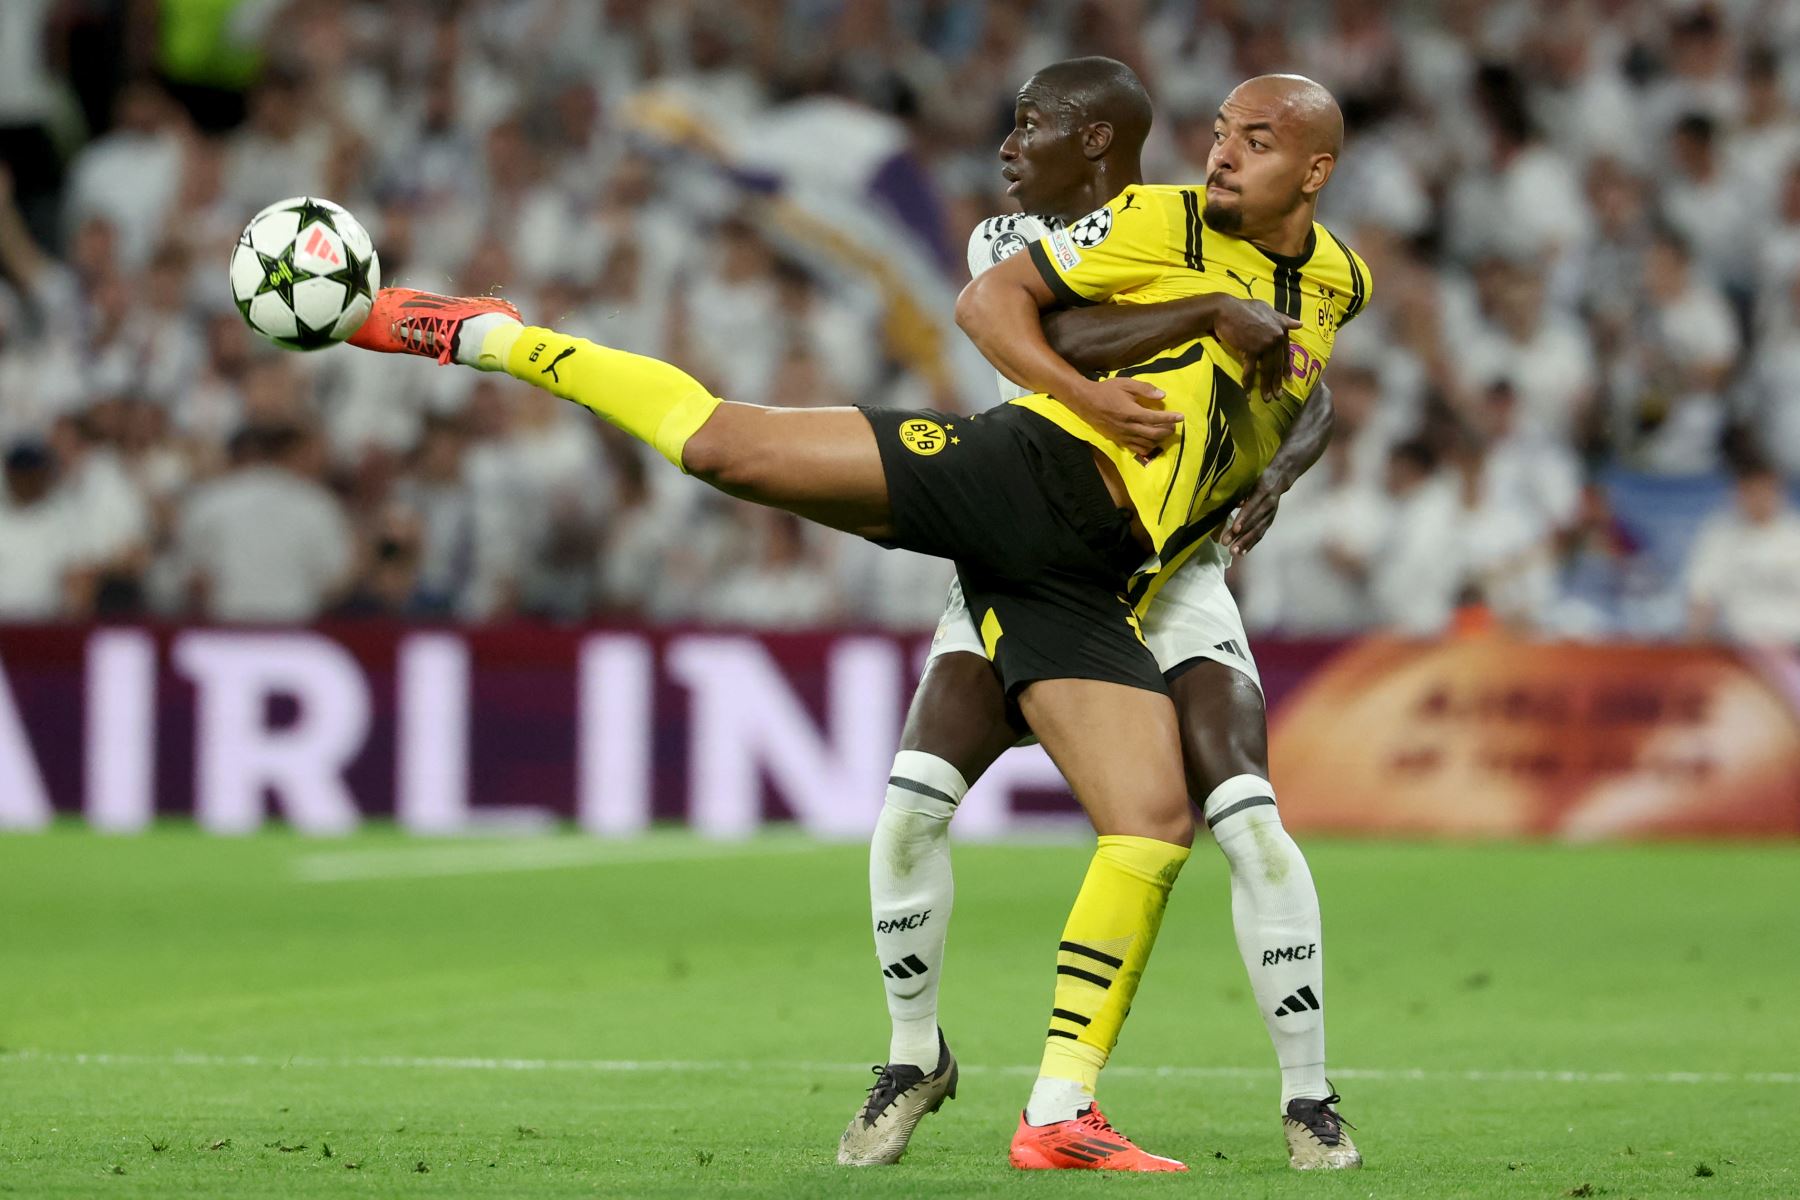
841, 60, 1362, 1172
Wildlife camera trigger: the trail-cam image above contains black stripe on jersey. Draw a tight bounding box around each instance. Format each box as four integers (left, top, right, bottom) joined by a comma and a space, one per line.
1113, 339, 1210, 379
1273, 264, 1303, 320
1156, 422, 1187, 525
1110, 339, 1212, 524
1181, 189, 1204, 271
1131, 478, 1253, 608
1126, 367, 1249, 607
1027, 240, 1098, 308
1326, 228, 1366, 321
1185, 398, 1237, 526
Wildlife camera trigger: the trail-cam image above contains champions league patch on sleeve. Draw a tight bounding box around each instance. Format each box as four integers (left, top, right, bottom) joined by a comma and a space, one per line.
991, 229, 1029, 263
1069, 206, 1113, 248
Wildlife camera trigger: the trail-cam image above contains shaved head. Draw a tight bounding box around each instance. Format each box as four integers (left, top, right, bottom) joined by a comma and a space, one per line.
1227, 74, 1343, 157
1019, 56, 1153, 156
1203, 74, 1343, 249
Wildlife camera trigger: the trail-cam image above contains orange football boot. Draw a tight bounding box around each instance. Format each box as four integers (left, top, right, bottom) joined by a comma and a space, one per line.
1008, 1104, 1187, 1172
347, 287, 521, 365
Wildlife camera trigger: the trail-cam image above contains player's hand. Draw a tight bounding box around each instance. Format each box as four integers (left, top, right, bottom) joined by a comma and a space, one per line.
1211, 297, 1299, 402
1069, 376, 1182, 459
1219, 465, 1294, 556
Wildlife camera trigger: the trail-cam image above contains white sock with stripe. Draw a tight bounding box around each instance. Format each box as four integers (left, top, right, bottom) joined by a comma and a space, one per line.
1203, 773, 1329, 1108
869, 750, 967, 1068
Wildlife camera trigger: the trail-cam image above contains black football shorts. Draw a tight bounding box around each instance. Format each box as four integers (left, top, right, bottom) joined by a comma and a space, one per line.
860, 403, 1165, 696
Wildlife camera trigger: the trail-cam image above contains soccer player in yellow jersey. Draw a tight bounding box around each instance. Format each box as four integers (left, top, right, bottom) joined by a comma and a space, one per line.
346, 71, 1367, 1174
959, 87, 1372, 591
844, 63, 1361, 1174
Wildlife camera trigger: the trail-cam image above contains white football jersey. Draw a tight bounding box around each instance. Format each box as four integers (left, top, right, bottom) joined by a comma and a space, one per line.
965, 213, 1059, 403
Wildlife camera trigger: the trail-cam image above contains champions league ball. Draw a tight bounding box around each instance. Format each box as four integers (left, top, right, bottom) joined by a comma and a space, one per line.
229, 196, 379, 350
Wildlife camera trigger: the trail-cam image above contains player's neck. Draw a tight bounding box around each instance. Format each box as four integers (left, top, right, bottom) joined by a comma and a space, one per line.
1047, 162, 1142, 224
1247, 203, 1317, 259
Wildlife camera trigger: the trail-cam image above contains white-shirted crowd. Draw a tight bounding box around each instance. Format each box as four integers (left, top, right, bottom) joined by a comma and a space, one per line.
1, 0, 1799, 642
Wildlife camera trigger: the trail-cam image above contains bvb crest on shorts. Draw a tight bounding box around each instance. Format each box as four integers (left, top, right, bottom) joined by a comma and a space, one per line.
900, 418, 949, 456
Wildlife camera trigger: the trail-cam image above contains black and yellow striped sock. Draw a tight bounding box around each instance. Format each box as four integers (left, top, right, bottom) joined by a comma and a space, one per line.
1039, 835, 1190, 1095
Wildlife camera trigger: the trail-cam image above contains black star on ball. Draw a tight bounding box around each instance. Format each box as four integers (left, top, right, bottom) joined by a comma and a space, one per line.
326, 244, 374, 301
282, 197, 342, 233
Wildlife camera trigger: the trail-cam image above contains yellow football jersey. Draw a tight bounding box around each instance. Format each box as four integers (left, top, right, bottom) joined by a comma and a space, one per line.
1013, 183, 1371, 586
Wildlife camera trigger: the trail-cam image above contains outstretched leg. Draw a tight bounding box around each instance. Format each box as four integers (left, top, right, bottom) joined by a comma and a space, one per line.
505, 323, 900, 537
353, 292, 897, 537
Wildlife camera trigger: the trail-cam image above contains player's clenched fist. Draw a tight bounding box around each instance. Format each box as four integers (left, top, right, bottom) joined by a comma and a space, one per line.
1066, 376, 1181, 459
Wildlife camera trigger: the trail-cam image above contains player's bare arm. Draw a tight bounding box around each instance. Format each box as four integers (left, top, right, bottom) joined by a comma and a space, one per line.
1043, 292, 1301, 397
1220, 380, 1335, 555
954, 250, 1177, 459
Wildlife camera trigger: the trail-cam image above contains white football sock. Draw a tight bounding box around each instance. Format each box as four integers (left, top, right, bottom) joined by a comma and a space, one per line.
1024, 1075, 1094, 1126
457, 312, 524, 370
869, 750, 965, 1068
1203, 774, 1329, 1108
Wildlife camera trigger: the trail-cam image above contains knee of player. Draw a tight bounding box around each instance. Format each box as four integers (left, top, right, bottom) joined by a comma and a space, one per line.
1200, 775, 1308, 879
1123, 804, 1196, 849
679, 425, 736, 484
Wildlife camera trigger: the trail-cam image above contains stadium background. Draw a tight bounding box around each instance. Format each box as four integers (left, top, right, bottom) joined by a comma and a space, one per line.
1, 2, 1798, 1196
2, 0, 1800, 835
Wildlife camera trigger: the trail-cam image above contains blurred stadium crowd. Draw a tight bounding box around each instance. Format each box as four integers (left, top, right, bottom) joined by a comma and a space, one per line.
3, 0, 1800, 641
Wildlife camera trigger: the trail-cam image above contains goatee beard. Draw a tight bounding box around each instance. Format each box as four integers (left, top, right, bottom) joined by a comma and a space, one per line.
1202, 202, 1242, 234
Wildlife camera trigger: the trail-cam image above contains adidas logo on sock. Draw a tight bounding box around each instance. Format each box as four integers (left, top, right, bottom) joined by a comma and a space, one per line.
882, 955, 930, 980
1274, 985, 1321, 1017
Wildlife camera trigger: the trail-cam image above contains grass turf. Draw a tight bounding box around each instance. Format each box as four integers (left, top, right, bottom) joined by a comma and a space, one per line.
0, 827, 1794, 1198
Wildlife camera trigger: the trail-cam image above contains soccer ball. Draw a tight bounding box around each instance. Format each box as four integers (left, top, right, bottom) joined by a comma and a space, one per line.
229, 196, 379, 350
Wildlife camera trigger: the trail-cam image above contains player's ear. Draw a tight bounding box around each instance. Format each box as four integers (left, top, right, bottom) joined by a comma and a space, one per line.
1302, 152, 1335, 197
1082, 120, 1115, 161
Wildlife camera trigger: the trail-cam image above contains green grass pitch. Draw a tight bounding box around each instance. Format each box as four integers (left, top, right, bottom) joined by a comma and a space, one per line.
1, 827, 1795, 1198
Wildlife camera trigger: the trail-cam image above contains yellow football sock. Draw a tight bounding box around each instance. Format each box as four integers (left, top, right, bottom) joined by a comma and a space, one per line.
499, 325, 721, 471
1040, 834, 1191, 1091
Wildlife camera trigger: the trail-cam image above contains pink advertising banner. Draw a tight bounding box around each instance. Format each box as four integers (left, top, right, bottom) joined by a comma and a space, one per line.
1, 625, 1794, 839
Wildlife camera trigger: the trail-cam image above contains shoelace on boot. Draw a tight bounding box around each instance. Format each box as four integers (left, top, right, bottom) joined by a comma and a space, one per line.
392, 313, 460, 365
1294, 1092, 1355, 1144
857, 1062, 924, 1123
